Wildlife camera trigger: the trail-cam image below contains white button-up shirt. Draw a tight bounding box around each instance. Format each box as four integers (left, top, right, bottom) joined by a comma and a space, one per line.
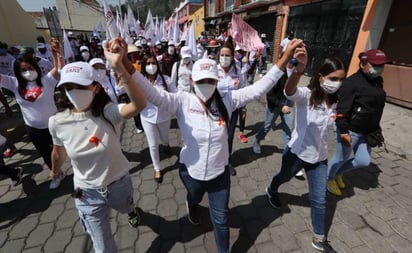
140, 75, 177, 124
133, 65, 284, 180
286, 87, 337, 163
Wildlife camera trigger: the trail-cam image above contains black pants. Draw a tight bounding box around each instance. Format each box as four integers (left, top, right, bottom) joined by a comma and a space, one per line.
0, 164, 19, 180
25, 125, 53, 169
118, 94, 143, 130
228, 109, 239, 162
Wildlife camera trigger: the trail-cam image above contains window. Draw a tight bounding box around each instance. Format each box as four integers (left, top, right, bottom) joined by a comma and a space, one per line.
225, 0, 234, 12
209, 0, 215, 17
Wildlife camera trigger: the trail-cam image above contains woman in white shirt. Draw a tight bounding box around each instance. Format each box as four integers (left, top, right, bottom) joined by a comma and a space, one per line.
49, 38, 146, 253
266, 54, 345, 253
140, 53, 177, 183
128, 39, 303, 253
0, 38, 65, 189
171, 46, 193, 93
216, 39, 245, 176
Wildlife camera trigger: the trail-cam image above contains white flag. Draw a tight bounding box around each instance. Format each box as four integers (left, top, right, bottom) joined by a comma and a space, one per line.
103, 0, 119, 40
63, 29, 74, 61
187, 23, 197, 60
135, 19, 141, 36
172, 12, 179, 44
144, 9, 155, 41
127, 5, 138, 34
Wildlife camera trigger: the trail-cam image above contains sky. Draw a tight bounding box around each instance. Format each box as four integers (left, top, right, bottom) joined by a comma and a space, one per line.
16, 0, 119, 11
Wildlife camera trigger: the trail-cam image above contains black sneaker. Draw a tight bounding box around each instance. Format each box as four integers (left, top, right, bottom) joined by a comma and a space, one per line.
265, 187, 281, 208
186, 201, 201, 225
312, 238, 337, 253
128, 209, 141, 228
11, 167, 23, 187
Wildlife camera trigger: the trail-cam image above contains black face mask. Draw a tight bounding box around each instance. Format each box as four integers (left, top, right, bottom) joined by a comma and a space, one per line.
38, 48, 47, 54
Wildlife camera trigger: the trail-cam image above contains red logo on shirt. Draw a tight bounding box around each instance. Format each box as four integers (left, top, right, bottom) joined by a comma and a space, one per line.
89, 136, 102, 147
19, 86, 43, 102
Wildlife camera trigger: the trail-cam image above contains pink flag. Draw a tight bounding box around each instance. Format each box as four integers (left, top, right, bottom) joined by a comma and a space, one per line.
231, 13, 264, 51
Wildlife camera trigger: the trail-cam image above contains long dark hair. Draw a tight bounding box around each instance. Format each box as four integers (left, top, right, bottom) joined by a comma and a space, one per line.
204, 90, 229, 127
58, 82, 115, 132
13, 56, 42, 92
141, 53, 169, 92
307, 57, 344, 107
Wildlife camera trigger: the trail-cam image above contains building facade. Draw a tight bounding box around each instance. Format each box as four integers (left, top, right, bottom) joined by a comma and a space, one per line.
204, 0, 411, 108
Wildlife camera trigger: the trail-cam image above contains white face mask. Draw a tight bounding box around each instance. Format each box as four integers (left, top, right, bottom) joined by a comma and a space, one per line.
65, 88, 94, 111
194, 84, 216, 102
81, 52, 90, 61
147, 42, 152, 47
168, 47, 175, 55
219, 56, 232, 68
320, 80, 342, 94
368, 65, 384, 78
21, 70, 38, 81
145, 64, 157, 75
183, 57, 191, 65
95, 69, 107, 82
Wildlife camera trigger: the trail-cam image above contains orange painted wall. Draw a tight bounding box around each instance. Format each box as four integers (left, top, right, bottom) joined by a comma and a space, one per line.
347, 0, 379, 75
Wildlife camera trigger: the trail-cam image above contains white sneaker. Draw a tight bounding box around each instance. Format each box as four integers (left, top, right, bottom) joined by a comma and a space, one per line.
49, 173, 65, 189
295, 169, 304, 177
252, 140, 261, 154
136, 129, 143, 134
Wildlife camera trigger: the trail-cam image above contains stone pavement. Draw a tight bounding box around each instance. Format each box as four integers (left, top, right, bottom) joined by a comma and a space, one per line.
1, 82, 412, 253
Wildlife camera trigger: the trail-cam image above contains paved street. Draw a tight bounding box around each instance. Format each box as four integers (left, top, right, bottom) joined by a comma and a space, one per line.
1, 93, 412, 253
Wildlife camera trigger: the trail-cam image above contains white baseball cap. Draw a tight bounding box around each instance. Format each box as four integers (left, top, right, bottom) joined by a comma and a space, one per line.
80, 45, 89, 52
57, 62, 98, 87
89, 58, 105, 67
192, 58, 218, 82
180, 46, 192, 59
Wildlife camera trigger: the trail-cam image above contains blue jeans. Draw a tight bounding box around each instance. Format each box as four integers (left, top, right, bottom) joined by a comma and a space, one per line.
75, 174, 135, 253
268, 148, 327, 237
179, 164, 230, 253
255, 105, 294, 152
328, 129, 371, 180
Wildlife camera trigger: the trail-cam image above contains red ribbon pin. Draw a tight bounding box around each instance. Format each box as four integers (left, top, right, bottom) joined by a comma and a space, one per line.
89, 136, 101, 147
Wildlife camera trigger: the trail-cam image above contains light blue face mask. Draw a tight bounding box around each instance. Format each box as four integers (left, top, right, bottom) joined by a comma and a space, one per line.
368, 65, 384, 78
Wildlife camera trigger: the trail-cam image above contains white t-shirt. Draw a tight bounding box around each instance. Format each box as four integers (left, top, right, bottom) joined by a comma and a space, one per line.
0, 72, 58, 129
36, 50, 53, 63
217, 64, 244, 97
48, 104, 130, 189
37, 57, 53, 77
286, 87, 336, 163
140, 75, 177, 124
171, 60, 193, 93
134, 65, 284, 181
0, 54, 15, 76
